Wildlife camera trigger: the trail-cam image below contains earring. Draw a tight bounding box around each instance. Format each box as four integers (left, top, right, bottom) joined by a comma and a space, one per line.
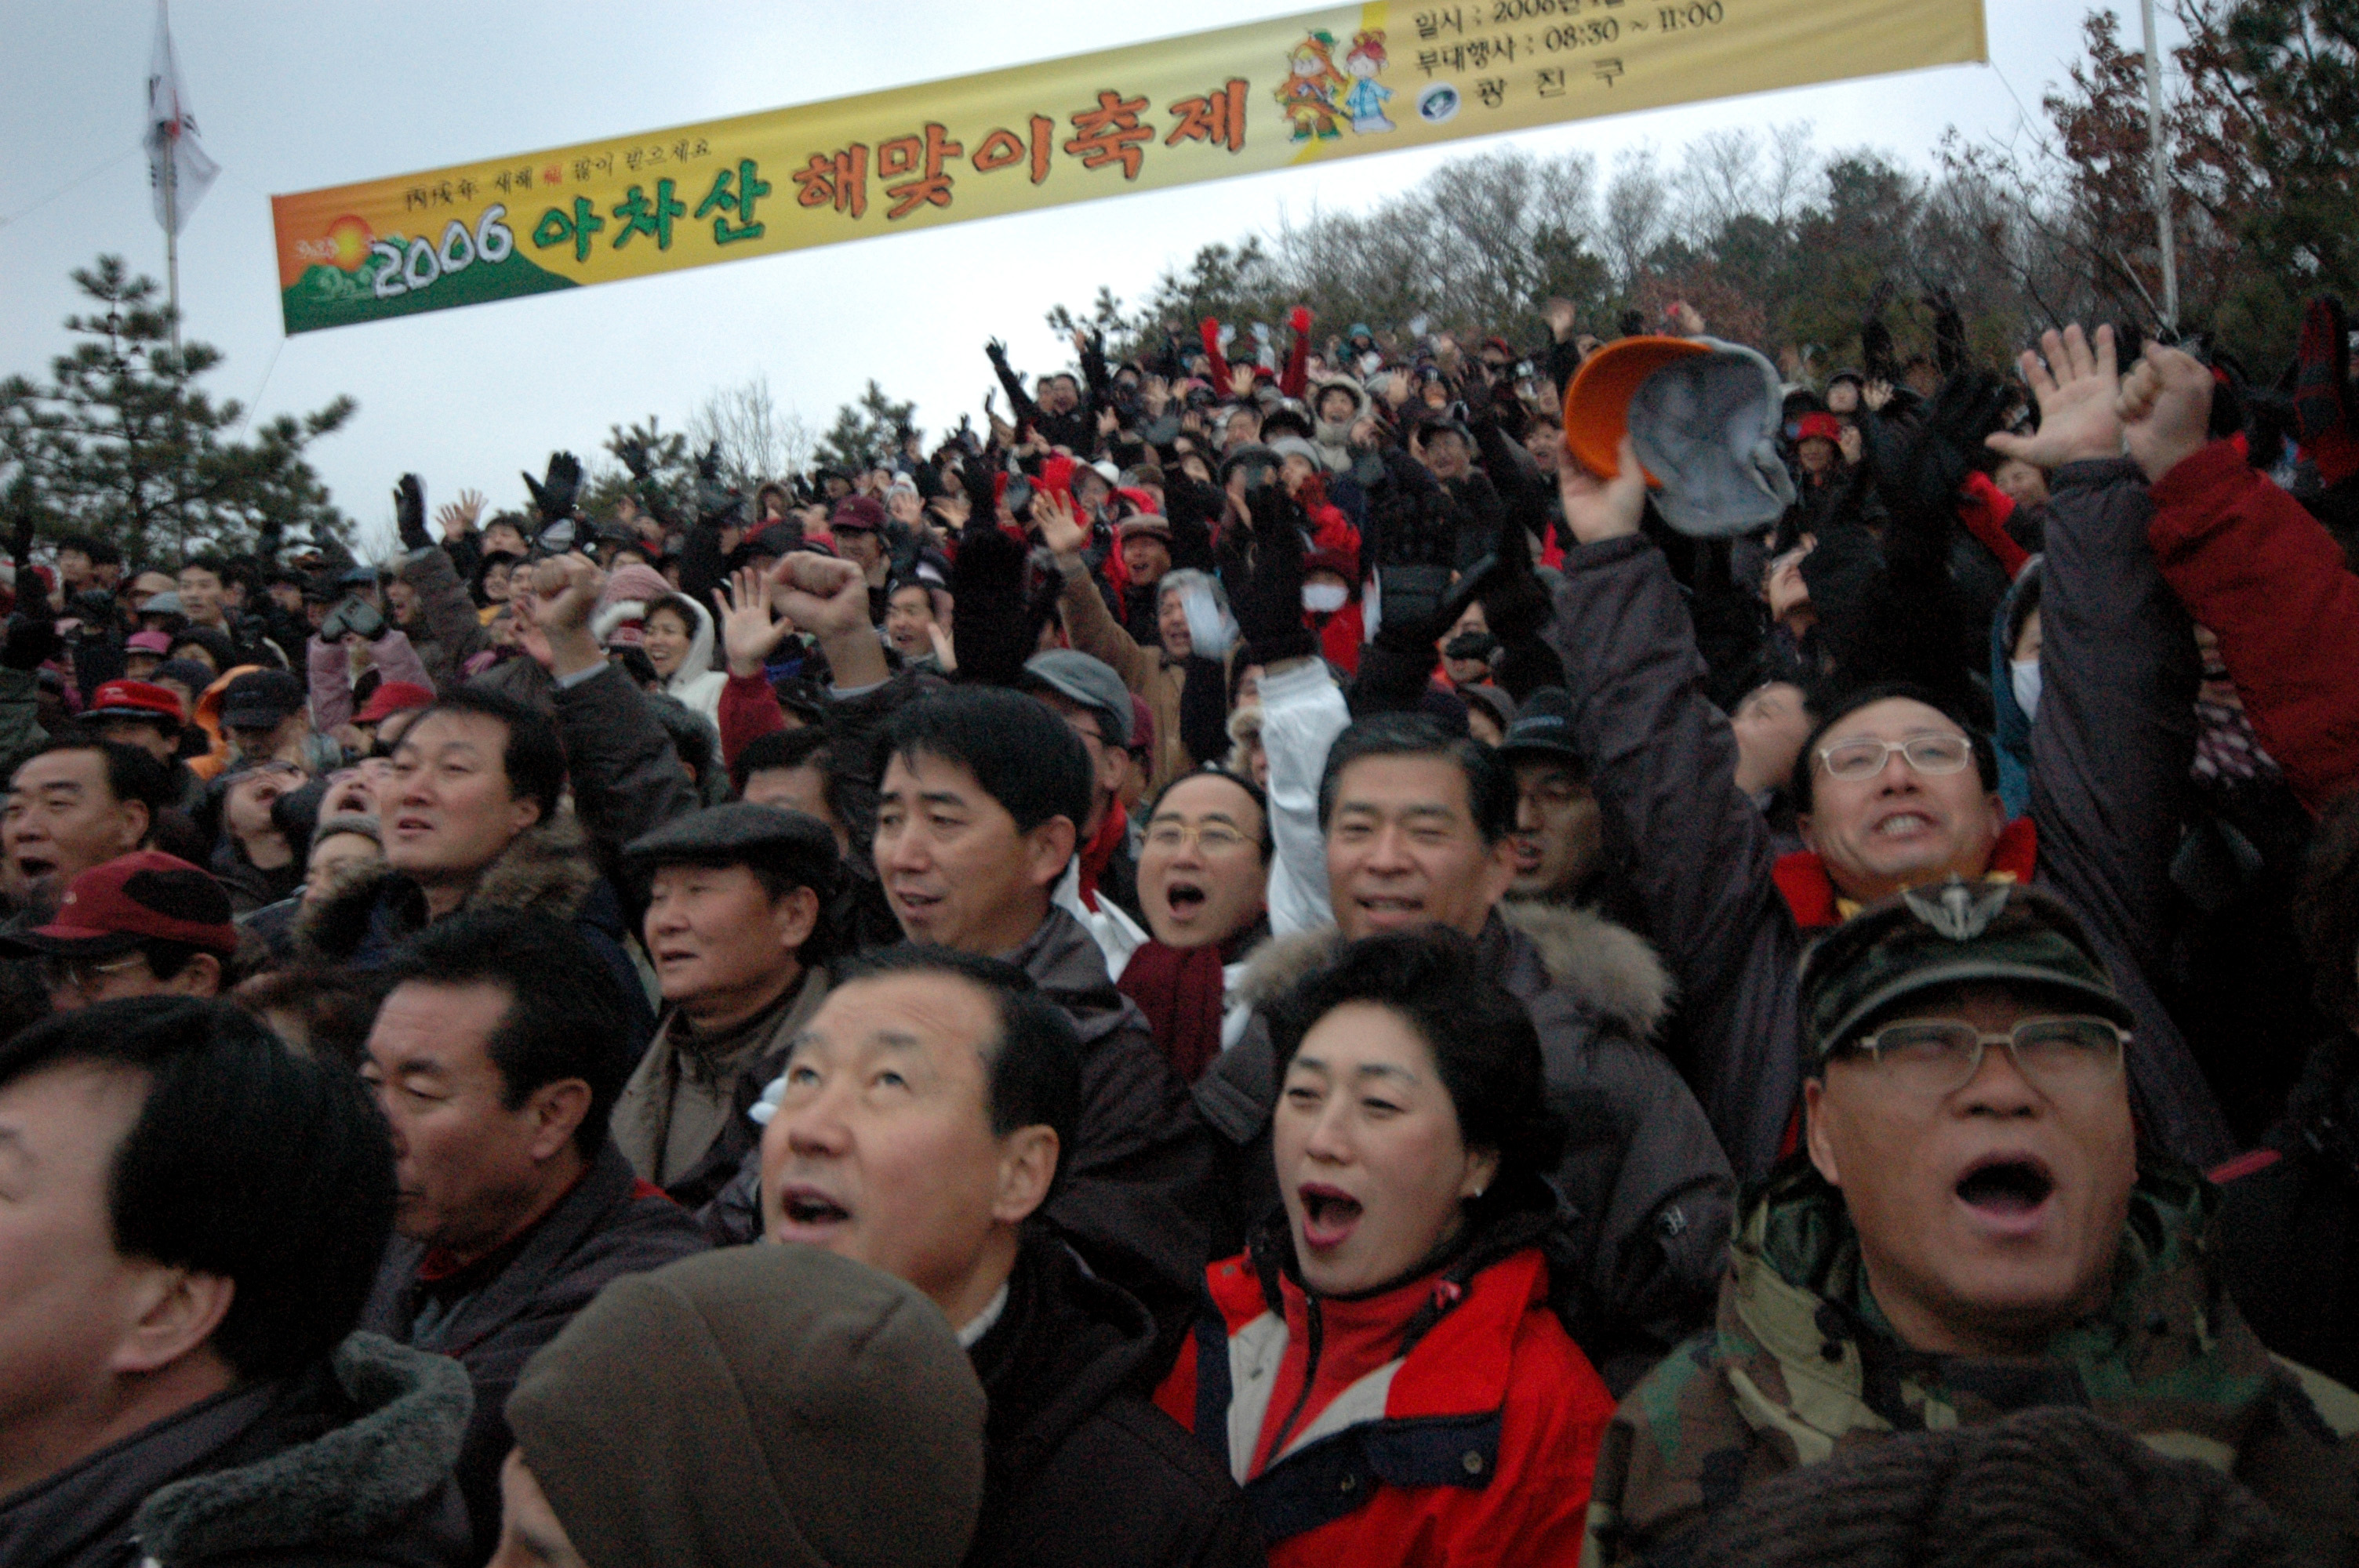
1471, 1186, 1485, 1199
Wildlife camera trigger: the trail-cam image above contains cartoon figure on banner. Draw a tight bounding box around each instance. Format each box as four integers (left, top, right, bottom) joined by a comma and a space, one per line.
1275, 30, 1348, 142
1343, 31, 1395, 133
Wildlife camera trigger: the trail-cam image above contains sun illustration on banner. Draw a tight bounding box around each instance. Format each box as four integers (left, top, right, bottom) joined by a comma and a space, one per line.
325, 215, 373, 271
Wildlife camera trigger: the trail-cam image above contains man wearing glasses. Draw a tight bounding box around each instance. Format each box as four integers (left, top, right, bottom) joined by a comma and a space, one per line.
1586, 882, 2358, 1563
1549, 333, 2236, 1178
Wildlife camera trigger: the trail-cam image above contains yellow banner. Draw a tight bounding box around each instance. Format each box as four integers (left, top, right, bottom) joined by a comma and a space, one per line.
271, 0, 1986, 334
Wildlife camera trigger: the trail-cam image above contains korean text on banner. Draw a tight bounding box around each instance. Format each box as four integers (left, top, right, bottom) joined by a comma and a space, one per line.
268, 0, 1986, 335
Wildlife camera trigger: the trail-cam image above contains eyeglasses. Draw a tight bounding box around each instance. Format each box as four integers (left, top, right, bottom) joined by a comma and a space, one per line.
1816, 733, 1975, 782
41, 953, 144, 998
1836, 1015, 2128, 1096
1143, 821, 1256, 855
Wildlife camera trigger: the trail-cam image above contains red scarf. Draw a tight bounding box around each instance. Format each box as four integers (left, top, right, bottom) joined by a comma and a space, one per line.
1076, 797, 1128, 911
1119, 935, 1234, 1083
1772, 818, 2040, 930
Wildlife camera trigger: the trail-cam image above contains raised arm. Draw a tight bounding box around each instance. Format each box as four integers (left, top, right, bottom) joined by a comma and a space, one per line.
2128, 344, 2359, 815
1546, 434, 1805, 1178
1990, 326, 2234, 1167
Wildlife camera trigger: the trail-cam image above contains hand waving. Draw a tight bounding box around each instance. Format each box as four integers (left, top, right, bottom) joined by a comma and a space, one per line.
1984, 325, 2123, 470
713, 565, 798, 677
522, 452, 583, 523
1032, 488, 1089, 559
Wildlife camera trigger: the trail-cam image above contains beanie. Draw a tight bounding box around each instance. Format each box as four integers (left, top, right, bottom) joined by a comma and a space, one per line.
506, 1246, 987, 1568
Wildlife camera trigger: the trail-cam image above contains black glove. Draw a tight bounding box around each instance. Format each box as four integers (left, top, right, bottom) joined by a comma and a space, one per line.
257, 518, 283, 564
522, 452, 582, 522
1861, 370, 2014, 524
950, 524, 1052, 688
618, 437, 653, 482
394, 473, 430, 551
985, 337, 1009, 365
1, 614, 58, 673
1221, 482, 1316, 665
692, 443, 738, 528
1363, 452, 1461, 656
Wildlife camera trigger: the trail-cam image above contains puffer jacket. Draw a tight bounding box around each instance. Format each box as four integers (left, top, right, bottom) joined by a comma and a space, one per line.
1584, 1161, 2359, 1566
0, 1334, 472, 1568
2147, 436, 2359, 815
1195, 905, 1734, 1387
1545, 458, 2235, 1179
1158, 1181, 1614, 1566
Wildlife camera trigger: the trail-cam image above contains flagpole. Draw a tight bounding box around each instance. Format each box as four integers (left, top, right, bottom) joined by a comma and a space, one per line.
2141, 0, 2179, 334
162, 0, 180, 361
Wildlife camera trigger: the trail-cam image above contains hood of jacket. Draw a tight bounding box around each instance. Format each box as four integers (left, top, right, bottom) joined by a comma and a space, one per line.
593, 590, 719, 702
295, 812, 601, 964
1230, 902, 1672, 1042
132, 1334, 472, 1563
1308, 375, 1372, 441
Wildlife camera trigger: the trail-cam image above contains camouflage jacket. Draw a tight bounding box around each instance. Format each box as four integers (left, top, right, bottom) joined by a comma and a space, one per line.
1583, 1161, 2359, 1566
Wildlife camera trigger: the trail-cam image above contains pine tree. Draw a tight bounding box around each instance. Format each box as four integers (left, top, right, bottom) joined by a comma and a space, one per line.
816, 380, 918, 475
0, 255, 356, 565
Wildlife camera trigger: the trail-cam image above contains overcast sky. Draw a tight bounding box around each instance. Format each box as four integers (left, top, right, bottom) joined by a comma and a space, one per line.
0, 1, 2159, 554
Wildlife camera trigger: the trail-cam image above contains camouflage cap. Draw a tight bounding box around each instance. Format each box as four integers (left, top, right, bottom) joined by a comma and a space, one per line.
1798, 879, 2133, 1062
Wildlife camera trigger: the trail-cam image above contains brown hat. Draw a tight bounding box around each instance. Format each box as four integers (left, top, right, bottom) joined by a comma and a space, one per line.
506, 1246, 987, 1568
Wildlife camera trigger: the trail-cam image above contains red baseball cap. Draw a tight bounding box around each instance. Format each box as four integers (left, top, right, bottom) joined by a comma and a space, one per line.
85, 680, 186, 728
1796, 412, 1844, 446
354, 681, 435, 726
0, 851, 236, 958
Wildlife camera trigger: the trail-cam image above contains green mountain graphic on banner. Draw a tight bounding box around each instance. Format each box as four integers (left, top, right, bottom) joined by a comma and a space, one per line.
280, 244, 574, 335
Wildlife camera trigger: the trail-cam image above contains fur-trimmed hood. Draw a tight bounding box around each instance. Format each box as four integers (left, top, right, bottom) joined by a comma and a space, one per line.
296, 813, 601, 966
1231, 901, 1674, 1040
131, 1334, 472, 1564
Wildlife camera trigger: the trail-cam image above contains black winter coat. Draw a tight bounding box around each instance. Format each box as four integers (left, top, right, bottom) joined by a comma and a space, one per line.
966, 1232, 1262, 1568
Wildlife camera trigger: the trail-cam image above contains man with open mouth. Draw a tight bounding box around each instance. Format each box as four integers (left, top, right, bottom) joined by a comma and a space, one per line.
756, 946, 1253, 1568
1587, 881, 2359, 1564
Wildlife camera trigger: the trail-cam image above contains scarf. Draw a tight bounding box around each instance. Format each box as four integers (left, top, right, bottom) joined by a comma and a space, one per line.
1118, 930, 1243, 1083
1075, 797, 1128, 911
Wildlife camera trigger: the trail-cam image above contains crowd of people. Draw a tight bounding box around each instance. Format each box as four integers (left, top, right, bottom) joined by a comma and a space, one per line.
2, 282, 2357, 1567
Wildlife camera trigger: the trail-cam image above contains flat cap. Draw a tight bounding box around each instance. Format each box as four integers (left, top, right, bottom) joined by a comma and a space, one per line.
623, 802, 841, 896
1021, 650, 1132, 747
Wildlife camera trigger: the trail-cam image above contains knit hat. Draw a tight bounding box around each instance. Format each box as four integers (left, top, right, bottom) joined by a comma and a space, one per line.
1266, 435, 1323, 470
1683, 1405, 2305, 1568
506, 1246, 987, 1568
1797, 880, 2133, 1061
592, 563, 675, 649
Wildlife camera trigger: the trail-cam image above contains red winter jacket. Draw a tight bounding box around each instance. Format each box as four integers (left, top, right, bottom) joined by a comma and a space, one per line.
1157, 1246, 1610, 1567
2147, 437, 2359, 815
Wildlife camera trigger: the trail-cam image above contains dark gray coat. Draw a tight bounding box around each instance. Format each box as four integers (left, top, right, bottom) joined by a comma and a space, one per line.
362, 1142, 708, 1562
0, 1334, 472, 1568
